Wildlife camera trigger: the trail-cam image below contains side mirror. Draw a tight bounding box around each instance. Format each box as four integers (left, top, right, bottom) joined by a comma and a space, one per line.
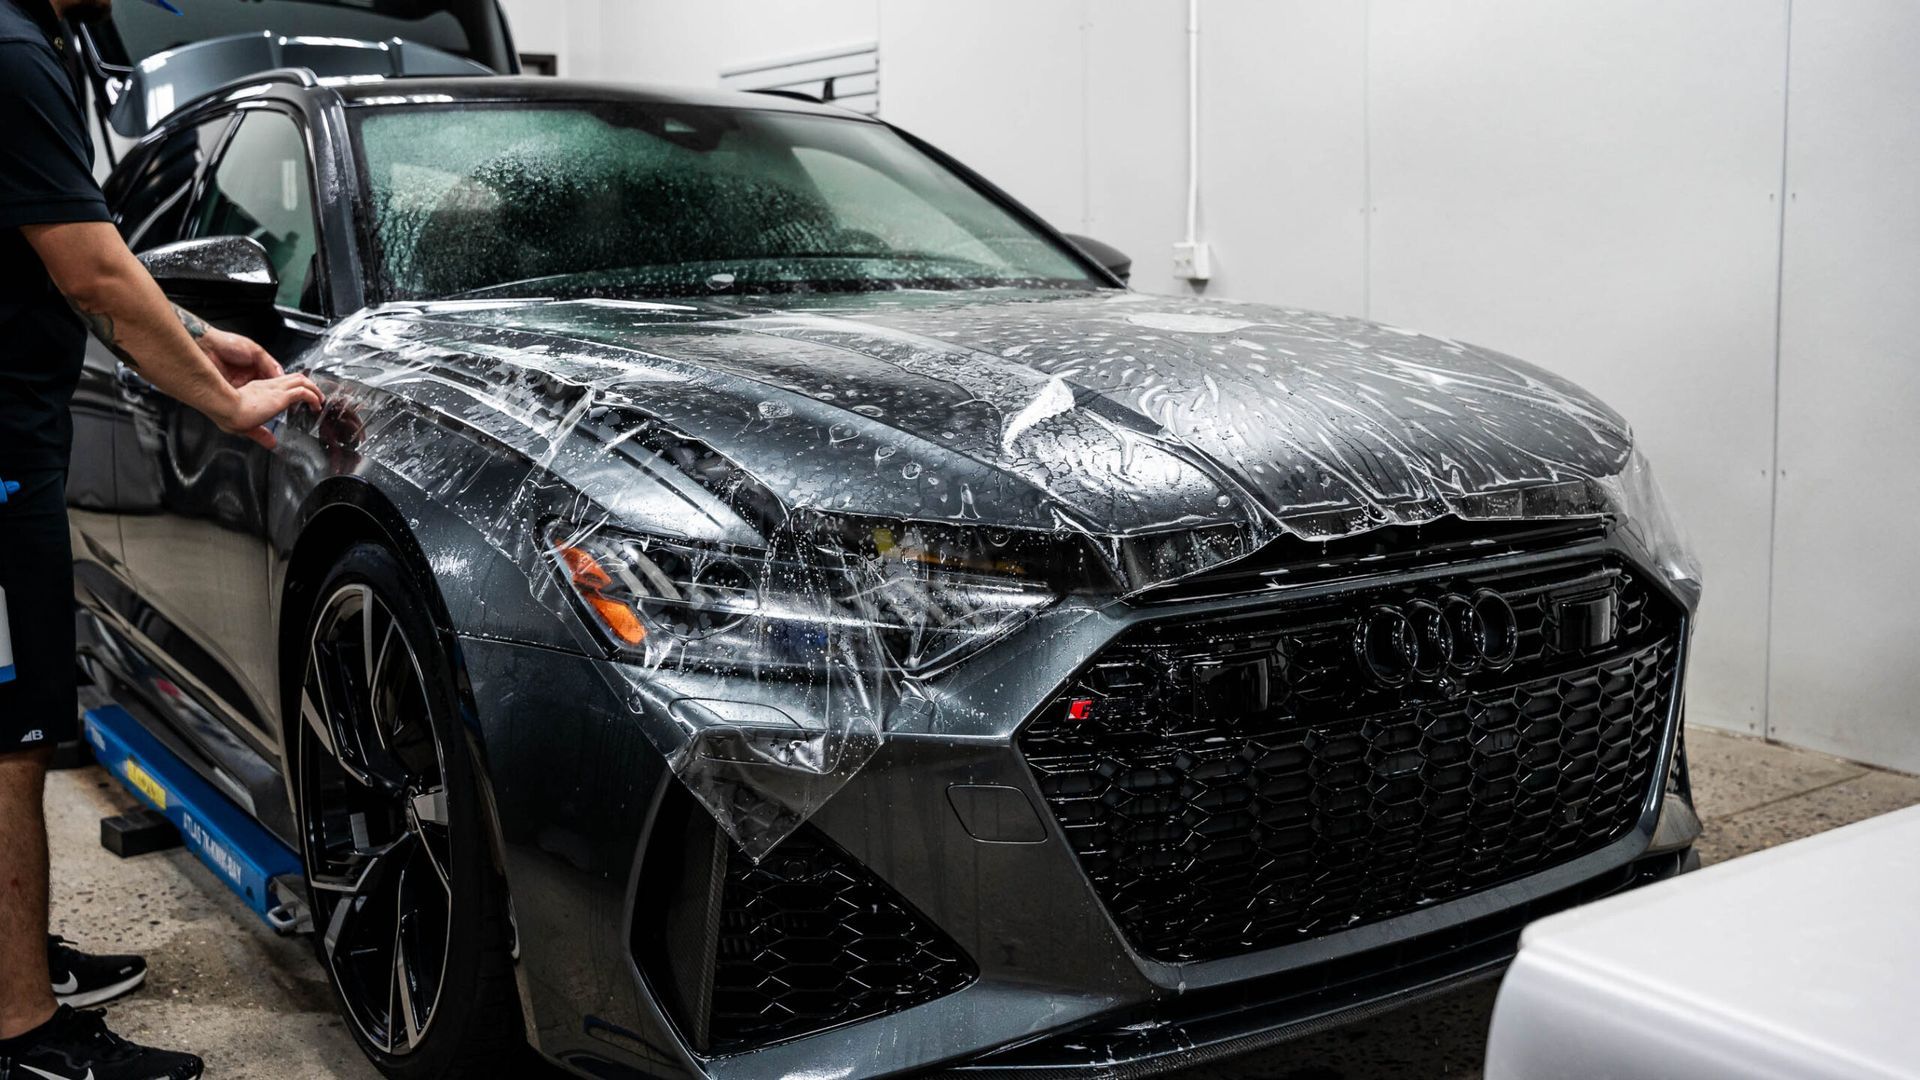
137, 236, 279, 321
1063, 233, 1132, 285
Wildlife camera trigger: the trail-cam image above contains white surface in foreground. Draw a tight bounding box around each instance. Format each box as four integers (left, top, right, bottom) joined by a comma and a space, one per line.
1487, 804, 1920, 1079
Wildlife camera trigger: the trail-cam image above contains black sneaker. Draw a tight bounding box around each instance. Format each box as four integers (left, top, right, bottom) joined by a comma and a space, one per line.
48, 937, 147, 1008
0, 1006, 201, 1080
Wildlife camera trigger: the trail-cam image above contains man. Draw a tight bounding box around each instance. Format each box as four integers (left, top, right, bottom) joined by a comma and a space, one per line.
0, 0, 324, 1075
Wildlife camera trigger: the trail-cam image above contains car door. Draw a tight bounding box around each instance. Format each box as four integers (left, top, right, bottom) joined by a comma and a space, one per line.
105, 113, 238, 518
117, 104, 327, 759
74, 113, 233, 665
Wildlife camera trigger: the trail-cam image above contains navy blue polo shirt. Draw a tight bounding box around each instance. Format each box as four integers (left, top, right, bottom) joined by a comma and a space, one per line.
0, 0, 111, 473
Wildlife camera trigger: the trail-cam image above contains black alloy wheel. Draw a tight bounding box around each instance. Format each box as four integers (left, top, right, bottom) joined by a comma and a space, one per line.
296, 542, 524, 1078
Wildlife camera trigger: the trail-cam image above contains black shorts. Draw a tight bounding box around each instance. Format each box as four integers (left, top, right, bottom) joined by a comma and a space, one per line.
0, 469, 78, 755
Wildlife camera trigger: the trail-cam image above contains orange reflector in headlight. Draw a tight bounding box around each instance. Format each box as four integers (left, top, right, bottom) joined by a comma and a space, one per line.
558, 544, 647, 645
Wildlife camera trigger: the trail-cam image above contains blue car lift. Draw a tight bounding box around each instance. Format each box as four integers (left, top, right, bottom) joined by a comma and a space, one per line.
20, 454, 306, 931
84, 704, 307, 932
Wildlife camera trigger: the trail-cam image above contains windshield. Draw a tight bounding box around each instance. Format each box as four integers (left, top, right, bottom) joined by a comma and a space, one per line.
350, 102, 1103, 301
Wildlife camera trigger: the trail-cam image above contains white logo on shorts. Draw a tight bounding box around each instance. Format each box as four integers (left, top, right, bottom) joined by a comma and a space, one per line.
21, 730, 44, 743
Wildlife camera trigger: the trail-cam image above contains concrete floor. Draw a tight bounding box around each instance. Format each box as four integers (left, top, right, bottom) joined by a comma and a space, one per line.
44, 726, 1920, 1080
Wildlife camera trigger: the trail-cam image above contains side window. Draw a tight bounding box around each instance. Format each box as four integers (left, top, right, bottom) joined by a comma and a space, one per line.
111, 117, 232, 253
192, 111, 323, 314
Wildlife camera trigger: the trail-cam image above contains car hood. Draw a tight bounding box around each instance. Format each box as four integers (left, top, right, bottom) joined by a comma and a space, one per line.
313, 288, 1631, 579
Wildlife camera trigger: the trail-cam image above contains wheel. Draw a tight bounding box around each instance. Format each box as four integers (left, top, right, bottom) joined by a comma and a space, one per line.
295, 542, 525, 1078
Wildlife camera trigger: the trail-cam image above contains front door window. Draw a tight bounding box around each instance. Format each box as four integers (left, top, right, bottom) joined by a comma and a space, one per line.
193, 110, 323, 314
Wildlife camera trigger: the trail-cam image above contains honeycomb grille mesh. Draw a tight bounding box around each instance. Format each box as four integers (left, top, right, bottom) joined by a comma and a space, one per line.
1019, 558, 1681, 964
707, 827, 976, 1052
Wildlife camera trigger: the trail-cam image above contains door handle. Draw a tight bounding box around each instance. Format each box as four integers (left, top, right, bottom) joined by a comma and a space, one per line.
114, 362, 156, 395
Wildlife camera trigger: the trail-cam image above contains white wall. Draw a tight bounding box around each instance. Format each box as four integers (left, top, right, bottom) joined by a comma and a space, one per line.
1186, 0, 1370, 311
1768, 1, 1920, 771
1363, 1, 1789, 740
882, 1, 1090, 226
500, 0, 879, 84
510, 0, 1920, 771
497, 0, 569, 66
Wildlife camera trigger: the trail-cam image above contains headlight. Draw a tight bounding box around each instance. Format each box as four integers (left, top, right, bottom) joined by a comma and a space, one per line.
1603, 448, 1702, 610
544, 517, 1072, 675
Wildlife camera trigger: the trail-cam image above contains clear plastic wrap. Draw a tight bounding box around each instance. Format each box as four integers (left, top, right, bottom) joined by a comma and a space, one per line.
299, 288, 1697, 858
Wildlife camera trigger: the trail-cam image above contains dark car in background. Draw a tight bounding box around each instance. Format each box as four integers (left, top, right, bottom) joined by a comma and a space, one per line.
66, 4, 1704, 1078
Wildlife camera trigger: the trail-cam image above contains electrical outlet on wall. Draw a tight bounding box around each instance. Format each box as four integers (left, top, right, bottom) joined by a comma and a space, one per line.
1173, 241, 1212, 283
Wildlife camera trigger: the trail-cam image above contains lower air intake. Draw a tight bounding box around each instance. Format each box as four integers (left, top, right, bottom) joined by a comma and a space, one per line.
636, 795, 976, 1055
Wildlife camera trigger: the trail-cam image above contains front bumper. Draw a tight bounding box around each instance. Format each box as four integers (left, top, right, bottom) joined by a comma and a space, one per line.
941, 846, 1693, 1079
455, 530, 1697, 1080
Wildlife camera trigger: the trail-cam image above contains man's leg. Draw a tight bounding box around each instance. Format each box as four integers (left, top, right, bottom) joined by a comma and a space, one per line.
0, 747, 55, 1040
0, 468, 199, 1075
0, 469, 71, 1039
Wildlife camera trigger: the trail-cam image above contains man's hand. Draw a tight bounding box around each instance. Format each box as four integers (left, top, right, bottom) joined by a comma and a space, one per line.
176, 304, 284, 387
219, 373, 324, 449
202, 326, 284, 386
177, 310, 318, 446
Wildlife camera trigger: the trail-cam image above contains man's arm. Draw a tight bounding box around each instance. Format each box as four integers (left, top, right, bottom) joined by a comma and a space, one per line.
172, 302, 209, 345
23, 221, 322, 448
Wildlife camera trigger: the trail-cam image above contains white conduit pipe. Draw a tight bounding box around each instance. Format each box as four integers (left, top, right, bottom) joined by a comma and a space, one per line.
1186, 0, 1201, 246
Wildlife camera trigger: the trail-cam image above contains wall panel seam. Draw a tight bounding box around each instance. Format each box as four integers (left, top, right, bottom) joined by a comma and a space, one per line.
1762, 0, 1796, 742
1361, 0, 1373, 320
1080, 0, 1092, 233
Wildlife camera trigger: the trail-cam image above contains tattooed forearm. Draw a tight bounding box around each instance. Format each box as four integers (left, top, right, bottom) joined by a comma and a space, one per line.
173, 304, 209, 340
67, 298, 140, 369
66, 298, 212, 371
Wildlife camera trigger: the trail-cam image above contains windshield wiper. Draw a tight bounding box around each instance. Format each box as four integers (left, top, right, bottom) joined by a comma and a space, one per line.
768, 251, 1003, 273
441, 253, 1021, 301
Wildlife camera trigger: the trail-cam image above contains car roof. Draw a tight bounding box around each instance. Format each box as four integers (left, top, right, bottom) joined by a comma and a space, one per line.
325, 75, 880, 121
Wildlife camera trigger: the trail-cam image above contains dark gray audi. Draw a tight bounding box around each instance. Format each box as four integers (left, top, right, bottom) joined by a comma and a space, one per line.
66, 4, 1703, 1077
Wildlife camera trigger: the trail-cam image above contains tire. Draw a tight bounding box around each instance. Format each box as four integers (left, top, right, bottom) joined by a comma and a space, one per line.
294, 542, 526, 1079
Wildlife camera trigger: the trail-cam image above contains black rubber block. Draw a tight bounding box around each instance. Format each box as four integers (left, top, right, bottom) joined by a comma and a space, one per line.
47, 738, 91, 771
101, 808, 181, 858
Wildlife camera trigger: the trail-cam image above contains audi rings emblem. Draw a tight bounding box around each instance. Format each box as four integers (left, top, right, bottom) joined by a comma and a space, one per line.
1353, 590, 1519, 686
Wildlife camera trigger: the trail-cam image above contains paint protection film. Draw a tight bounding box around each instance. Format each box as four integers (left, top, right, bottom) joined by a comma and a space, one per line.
295, 102, 1700, 860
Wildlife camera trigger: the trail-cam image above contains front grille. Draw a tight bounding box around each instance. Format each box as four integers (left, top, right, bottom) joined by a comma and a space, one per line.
1019, 556, 1682, 964
635, 794, 977, 1054
1139, 516, 1609, 603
